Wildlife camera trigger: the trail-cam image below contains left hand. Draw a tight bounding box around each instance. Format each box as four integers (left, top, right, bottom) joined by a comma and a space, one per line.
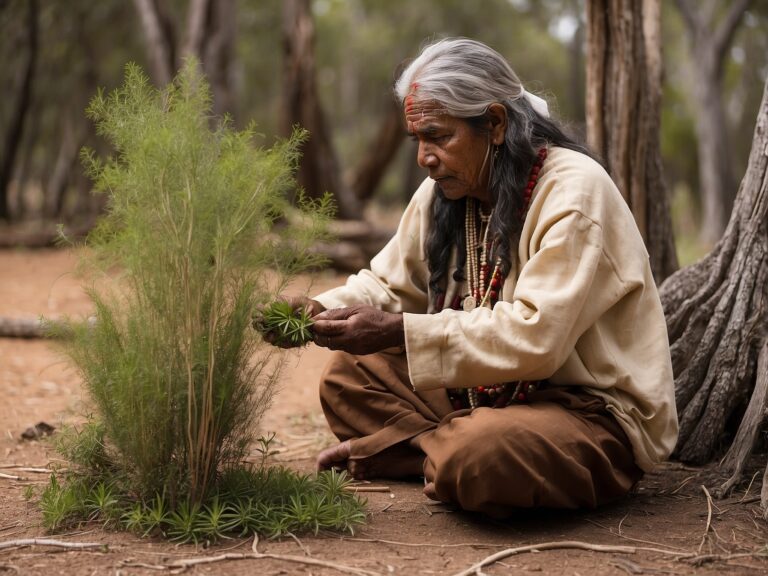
311, 305, 404, 355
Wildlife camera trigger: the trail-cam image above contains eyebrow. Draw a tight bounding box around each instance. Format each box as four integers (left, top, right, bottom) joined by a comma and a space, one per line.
406, 123, 443, 138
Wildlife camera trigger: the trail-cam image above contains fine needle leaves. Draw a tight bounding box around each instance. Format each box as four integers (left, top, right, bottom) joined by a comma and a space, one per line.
255, 301, 314, 346
33, 60, 362, 544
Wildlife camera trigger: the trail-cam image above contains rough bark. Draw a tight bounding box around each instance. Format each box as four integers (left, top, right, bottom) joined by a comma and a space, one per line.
717, 340, 768, 497
586, 0, 678, 284
132, 0, 175, 87
281, 0, 362, 220
350, 98, 406, 201
674, 0, 752, 246
659, 79, 768, 469
0, 0, 38, 221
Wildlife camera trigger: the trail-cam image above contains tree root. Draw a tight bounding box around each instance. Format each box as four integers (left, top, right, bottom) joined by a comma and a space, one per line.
659, 80, 768, 467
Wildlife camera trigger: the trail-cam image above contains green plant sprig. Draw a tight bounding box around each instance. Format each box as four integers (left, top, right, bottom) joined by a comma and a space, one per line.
254, 301, 314, 346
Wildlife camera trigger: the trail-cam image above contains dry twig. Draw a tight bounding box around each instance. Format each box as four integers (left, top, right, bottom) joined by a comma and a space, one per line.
344, 486, 390, 493
345, 537, 507, 549
739, 470, 761, 502
670, 474, 696, 494
584, 519, 687, 551
450, 540, 690, 576
158, 552, 379, 575
285, 532, 311, 556
699, 485, 714, 553
0, 538, 105, 551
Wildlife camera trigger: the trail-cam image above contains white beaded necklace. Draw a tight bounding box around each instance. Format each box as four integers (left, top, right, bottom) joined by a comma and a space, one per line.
463, 198, 501, 312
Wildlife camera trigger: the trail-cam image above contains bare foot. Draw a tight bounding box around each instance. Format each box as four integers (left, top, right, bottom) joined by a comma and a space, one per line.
316, 440, 352, 471
423, 481, 439, 501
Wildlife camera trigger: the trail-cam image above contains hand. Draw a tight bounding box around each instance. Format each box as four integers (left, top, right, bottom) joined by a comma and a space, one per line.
253, 296, 326, 348
311, 305, 404, 355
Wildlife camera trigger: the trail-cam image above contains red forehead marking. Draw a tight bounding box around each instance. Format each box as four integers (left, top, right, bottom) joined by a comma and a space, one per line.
404, 99, 446, 133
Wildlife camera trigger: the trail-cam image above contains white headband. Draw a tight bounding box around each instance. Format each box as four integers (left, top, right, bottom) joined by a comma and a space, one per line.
521, 88, 549, 118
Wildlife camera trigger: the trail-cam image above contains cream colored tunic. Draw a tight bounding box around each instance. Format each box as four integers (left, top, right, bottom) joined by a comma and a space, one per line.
314, 147, 679, 472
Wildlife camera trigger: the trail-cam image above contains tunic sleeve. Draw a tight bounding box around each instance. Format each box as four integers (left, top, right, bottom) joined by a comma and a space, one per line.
312, 178, 433, 314
404, 210, 630, 391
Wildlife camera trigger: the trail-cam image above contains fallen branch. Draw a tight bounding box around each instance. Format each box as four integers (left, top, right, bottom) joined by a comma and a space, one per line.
159, 552, 379, 575
0, 538, 105, 551
343, 486, 390, 493
451, 540, 690, 576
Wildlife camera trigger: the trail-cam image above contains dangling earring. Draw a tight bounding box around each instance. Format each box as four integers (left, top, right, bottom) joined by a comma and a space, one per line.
488, 144, 500, 189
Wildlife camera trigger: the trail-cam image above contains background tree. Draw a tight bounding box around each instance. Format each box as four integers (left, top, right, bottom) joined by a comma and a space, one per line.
0, 0, 765, 264
281, 0, 361, 220
132, 0, 238, 118
673, 0, 752, 246
585, 0, 678, 283
660, 79, 767, 492
0, 0, 38, 220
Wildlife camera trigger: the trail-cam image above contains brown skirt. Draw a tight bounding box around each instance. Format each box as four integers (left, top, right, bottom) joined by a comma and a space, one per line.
319, 349, 643, 517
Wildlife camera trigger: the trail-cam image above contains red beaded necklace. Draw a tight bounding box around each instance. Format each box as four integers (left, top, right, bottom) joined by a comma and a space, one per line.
450, 146, 549, 411
462, 146, 548, 312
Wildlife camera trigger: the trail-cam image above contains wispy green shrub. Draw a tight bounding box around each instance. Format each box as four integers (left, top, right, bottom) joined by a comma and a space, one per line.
40, 61, 364, 540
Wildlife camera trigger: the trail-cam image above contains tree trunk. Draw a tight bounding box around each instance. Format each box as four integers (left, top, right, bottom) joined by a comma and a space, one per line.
44, 117, 83, 219
0, 0, 38, 221
350, 97, 406, 201
281, 0, 362, 220
202, 0, 237, 119
182, 0, 211, 61
132, 0, 176, 87
585, 0, 678, 283
659, 79, 768, 471
674, 0, 752, 246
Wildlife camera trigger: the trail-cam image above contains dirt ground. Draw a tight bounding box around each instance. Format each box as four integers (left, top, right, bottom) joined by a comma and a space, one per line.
1, 248, 766, 576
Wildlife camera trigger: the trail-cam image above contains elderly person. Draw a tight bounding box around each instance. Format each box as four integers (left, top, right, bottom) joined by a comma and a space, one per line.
274, 38, 678, 516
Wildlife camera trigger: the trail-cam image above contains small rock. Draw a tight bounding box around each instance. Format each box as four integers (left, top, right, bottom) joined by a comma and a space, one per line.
20, 421, 55, 440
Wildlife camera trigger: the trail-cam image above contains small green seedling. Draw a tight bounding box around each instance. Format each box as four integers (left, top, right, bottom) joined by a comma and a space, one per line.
254, 301, 314, 346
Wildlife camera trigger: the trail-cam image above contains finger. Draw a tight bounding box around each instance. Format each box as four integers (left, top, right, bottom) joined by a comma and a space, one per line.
314, 307, 357, 322
306, 299, 326, 317
311, 319, 348, 337
312, 331, 338, 350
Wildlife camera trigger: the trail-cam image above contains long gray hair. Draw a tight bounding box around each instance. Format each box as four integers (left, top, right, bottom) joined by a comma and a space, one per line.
395, 38, 592, 301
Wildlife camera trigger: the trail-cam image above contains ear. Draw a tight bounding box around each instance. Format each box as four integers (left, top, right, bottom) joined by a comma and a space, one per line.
486, 103, 507, 146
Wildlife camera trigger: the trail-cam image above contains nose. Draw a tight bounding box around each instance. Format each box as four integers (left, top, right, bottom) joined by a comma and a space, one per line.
417, 142, 438, 169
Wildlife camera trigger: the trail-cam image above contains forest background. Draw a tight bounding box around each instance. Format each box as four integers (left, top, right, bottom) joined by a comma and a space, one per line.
1, 0, 767, 263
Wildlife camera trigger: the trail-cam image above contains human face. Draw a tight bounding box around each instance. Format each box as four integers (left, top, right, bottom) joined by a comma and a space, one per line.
405, 99, 492, 204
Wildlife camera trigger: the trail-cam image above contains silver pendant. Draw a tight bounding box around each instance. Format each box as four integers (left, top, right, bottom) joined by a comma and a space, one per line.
462, 296, 477, 311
